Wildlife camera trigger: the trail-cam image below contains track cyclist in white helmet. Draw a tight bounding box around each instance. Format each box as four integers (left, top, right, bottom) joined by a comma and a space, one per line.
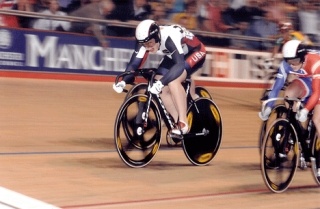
259, 40, 320, 176
113, 19, 207, 135
259, 40, 313, 121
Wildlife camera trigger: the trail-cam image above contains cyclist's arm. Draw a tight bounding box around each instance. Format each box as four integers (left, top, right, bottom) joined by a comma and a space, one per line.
304, 76, 320, 111
266, 61, 289, 107
159, 36, 185, 85
122, 43, 148, 84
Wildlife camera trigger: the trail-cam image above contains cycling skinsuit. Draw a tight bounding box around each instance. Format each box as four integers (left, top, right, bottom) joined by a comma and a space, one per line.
123, 24, 206, 85
267, 51, 320, 109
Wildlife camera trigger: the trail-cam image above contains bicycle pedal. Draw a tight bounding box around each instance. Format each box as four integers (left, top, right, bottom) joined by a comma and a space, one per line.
169, 133, 183, 142
299, 154, 308, 170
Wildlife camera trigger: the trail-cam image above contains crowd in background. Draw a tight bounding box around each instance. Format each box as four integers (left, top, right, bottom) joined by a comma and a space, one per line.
0, 0, 319, 51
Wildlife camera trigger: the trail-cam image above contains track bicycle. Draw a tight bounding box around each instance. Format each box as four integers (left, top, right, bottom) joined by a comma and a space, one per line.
124, 81, 213, 147
260, 97, 320, 193
113, 68, 222, 168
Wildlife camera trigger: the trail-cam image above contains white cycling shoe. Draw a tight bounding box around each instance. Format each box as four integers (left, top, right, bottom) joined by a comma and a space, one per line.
171, 121, 189, 135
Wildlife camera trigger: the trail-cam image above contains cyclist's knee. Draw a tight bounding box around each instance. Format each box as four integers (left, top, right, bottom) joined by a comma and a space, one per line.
162, 85, 170, 94
285, 84, 306, 99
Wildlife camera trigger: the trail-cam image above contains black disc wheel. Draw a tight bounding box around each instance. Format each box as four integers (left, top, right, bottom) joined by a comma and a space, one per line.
182, 98, 222, 166
261, 118, 299, 193
114, 95, 161, 168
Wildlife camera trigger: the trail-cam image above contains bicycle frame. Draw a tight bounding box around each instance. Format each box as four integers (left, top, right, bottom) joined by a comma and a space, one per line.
114, 68, 222, 167
116, 69, 208, 140
261, 97, 315, 157
260, 96, 320, 192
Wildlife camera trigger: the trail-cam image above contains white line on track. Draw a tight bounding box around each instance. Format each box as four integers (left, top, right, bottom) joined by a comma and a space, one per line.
0, 187, 61, 209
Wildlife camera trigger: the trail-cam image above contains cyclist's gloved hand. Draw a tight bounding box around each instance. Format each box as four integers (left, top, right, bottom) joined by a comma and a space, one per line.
150, 80, 164, 95
113, 81, 126, 93
296, 108, 308, 122
258, 106, 271, 121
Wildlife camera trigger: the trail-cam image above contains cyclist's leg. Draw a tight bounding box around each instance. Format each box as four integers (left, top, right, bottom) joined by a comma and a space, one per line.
168, 70, 188, 122
155, 74, 178, 122
157, 59, 189, 133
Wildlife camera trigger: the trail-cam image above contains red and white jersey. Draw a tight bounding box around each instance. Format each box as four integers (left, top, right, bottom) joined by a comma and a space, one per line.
124, 24, 206, 85
135, 24, 202, 58
302, 52, 320, 111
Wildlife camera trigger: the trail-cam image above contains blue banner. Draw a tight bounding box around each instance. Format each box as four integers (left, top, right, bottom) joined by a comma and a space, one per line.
0, 27, 136, 75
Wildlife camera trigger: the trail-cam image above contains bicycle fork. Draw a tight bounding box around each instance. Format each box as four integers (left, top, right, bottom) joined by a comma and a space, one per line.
135, 94, 153, 136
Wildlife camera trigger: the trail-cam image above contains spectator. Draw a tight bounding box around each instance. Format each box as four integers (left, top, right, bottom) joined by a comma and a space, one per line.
281, 0, 299, 31
229, 0, 245, 10
12, 0, 37, 28
270, 21, 313, 59
297, 0, 320, 44
69, 0, 115, 47
244, 8, 278, 50
62, 0, 91, 13
167, 0, 185, 15
171, 0, 198, 30
35, 0, 49, 11
201, 0, 235, 33
196, 0, 207, 30
197, 0, 236, 47
263, 0, 287, 24
105, 0, 136, 37
32, 0, 71, 31
106, 0, 152, 37
149, 0, 168, 25
132, 0, 152, 21
233, 0, 265, 24
226, 0, 266, 48
0, 0, 19, 28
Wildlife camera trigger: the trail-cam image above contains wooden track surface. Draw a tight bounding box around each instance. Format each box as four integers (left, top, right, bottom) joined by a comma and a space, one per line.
0, 78, 319, 209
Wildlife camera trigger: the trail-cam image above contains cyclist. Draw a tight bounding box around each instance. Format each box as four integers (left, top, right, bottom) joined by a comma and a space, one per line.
259, 40, 313, 121
270, 21, 313, 60
261, 22, 313, 101
113, 19, 206, 135
259, 40, 320, 176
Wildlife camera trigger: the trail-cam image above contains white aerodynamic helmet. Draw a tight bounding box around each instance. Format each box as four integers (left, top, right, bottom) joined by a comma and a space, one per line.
282, 39, 307, 62
135, 19, 160, 44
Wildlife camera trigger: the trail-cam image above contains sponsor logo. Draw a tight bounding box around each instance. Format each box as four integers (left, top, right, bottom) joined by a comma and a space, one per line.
191, 51, 205, 62
0, 29, 12, 49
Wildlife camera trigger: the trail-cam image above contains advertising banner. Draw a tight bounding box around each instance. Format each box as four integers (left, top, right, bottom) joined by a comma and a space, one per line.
0, 27, 281, 87
0, 27, 141, 75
